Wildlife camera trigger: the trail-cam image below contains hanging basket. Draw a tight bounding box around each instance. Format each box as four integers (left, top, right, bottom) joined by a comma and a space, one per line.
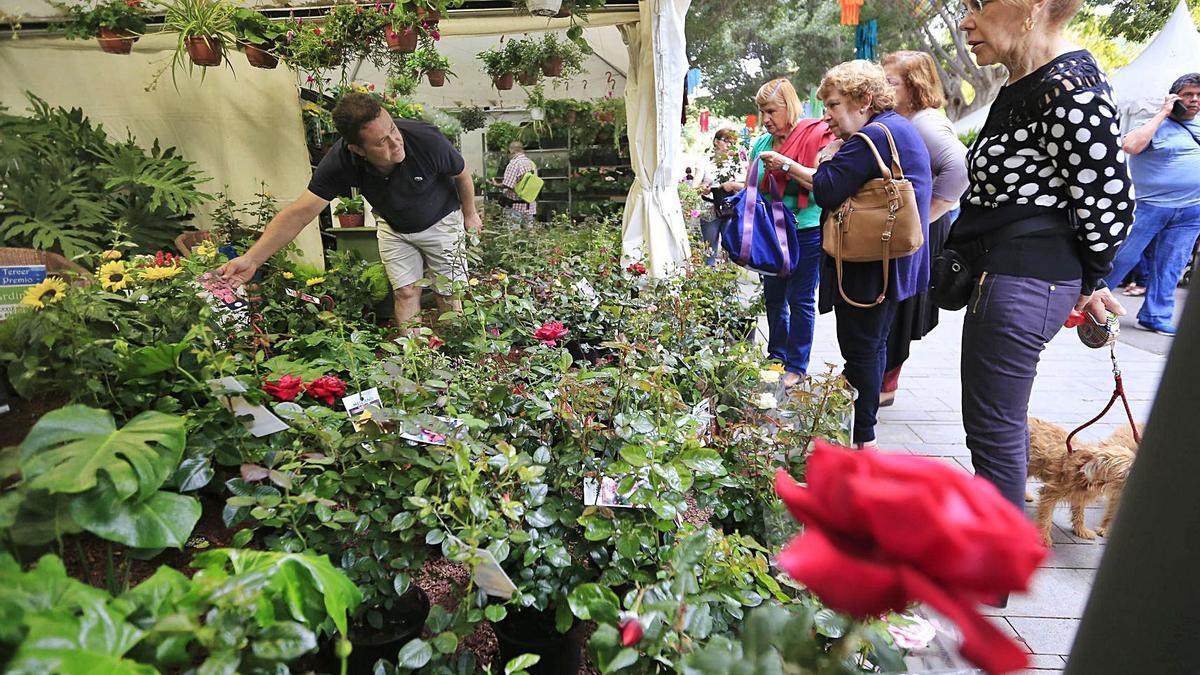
97, 28, 137, 55
541, 55, 563, 77
244, 44, 279, 69
493, 73, 515, 90
415, 7, 441, 24
185, 36, 222, 66
427, 69, 446, 87
526, 0, 563, 17
516, 71, 539, 86
385, 24, 419, 52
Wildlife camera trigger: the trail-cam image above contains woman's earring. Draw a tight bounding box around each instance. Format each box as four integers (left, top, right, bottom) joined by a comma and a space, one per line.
1024, 15, 1035, 31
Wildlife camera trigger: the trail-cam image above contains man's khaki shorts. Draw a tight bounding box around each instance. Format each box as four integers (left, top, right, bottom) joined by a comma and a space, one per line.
376, 209, 467, 294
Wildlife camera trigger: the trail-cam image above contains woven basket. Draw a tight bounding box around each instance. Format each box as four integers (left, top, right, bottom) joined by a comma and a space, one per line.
0, 247, 91, 283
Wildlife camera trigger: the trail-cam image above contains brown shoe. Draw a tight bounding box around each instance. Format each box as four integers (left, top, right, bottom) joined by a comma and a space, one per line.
878, 390, 896, 407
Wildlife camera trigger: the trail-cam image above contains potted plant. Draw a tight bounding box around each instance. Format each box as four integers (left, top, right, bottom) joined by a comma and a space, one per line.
383, 5, 420, 53
283, 19, 345, 76
456, 106, 487, 133
525, 0, 563, 17
537, 32, 584, 78
229, 7, 284, 69
504, 37, 541, 87
159, 0, 235, 71
332, 194, 365, 228
52, 0, 148, 54
410, 46, 452, 87
477, 45, 514, 91
326, 3, 390, 65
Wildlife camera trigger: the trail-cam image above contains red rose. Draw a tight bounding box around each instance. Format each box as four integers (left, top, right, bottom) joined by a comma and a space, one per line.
305, 375, 346, 405
262, 375, 303, 402
532, 321, 568, 346
428, 335, 444, 349
626, 261, 647, 275
618, 614, 643, 647
313, 27, 322, 35
774, 441, 1046, 675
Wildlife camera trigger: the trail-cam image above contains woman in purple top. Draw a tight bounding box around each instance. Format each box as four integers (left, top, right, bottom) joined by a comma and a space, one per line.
812, 60, 933, 447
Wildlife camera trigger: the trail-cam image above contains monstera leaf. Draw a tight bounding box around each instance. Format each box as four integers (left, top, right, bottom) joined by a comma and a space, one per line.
70, 478, 201, 549
19, 405, 186, 503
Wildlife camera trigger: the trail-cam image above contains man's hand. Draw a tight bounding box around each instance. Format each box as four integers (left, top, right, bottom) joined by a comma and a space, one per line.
217, 255, 261, 287
1160, 94, 1182, 117
1075, 287, 1126, 324
464, 211, 483, 234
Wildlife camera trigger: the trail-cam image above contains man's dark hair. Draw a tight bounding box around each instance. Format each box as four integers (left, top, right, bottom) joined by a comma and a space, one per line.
1169, 73, 1200, 95
332, 92, 384, 146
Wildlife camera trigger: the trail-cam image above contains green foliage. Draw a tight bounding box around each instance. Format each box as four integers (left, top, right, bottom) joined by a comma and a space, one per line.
1085, 0, 1200, 43
504, 36, 544, 78
157, 0, 237, 88
538, 32, 586, 79
0, 94, 211, 260
409, 46, 452, 74
51, 0, 149, 39
229, 6, 286, 49
332, 193, 365, 215
456, 105, 488, 132
477, 44, 514, 76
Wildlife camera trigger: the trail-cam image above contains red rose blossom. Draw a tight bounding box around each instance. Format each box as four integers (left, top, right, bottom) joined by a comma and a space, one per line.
774, 440, 1047, 675
262, 375, 303, 402
533, 321, 568, 346
618, 614, 643, 647
305, 375, 346, 405
428, 335, 444, 349
626, 261, 647, 275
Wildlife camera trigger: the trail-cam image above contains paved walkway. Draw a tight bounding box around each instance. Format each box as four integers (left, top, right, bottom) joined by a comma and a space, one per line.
803, 293, 1177, 673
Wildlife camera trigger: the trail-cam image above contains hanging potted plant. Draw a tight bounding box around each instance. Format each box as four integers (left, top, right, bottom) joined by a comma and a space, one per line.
326, 3, 390, 65
537, 32, 584, 78
505, 37, 541, 87
159, 0, 235, 71
333, 194, 365, 228
525, 0, 563, 18
283, 18, 345, 76
411, 46, 452, 87
477, 45, 514, 91
52, 0, 149, 55
230, 7, 285, 69
382, 5, 420, 53
412, 0, 453, 26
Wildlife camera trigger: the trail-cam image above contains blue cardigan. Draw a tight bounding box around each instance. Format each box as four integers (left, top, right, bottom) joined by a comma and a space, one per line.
812, 110, 933, 307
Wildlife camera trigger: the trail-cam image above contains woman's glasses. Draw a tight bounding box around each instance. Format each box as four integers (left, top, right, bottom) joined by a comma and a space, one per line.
955, 0, 992, 21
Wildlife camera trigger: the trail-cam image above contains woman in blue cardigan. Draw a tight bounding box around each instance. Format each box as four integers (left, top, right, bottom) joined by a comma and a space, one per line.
811, 60, 933, 447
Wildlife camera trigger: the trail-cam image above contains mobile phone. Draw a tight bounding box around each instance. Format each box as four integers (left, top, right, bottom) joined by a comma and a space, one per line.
1172, 99, 1188, 118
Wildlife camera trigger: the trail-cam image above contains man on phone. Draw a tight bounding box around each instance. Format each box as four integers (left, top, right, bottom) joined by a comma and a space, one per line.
218, 92, 482, 328
1104, 73, 1200, 336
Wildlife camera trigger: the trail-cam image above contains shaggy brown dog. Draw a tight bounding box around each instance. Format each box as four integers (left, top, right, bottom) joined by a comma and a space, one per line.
1026, 417, 1140, 546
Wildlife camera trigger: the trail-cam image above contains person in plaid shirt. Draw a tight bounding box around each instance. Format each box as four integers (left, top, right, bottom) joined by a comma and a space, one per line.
492, 141, 537, 227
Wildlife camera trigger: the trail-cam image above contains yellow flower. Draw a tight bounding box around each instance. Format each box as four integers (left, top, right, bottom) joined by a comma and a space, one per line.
306, 276, 325, 287
282, 271, 295, 279
100, 249, 123, 261
193, 241, 217, 259
494, 273, 508, 282
468, 278, 481, 287
767, 363, 786, 373
328, 267, 341, 274
139, 266, 183, 282
99, 261, 132, 291
20, 277, 68, 309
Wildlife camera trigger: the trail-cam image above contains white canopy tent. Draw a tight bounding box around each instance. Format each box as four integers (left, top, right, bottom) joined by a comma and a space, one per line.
1109, 0, 1200, 131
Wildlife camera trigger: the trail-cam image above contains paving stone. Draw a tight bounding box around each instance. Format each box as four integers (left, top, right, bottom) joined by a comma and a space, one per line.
1005, 617, 1081, 656
1040, 544, 1106, 570
1026, 654, 1069, 669
982, 568, 1093, 619
908, 443, 972, 457
912, 423, 967, 445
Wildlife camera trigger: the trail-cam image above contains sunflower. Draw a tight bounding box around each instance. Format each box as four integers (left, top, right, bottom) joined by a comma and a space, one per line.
305, 276, 325, 287
192, 241, 217, 259
139, 266, 183, 282
20, 277, 68, 309
99, 261, 132, 291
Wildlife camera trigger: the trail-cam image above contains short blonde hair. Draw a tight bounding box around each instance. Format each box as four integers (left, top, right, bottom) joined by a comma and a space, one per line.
754, 78, 803, 126
997, 0, 1083, 27
713, 128, 738, 143
818, 60, 895, 113
882, 51, 946, 111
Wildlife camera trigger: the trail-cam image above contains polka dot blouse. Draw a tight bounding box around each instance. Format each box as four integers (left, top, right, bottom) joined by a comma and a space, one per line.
959, 50, 1134, 292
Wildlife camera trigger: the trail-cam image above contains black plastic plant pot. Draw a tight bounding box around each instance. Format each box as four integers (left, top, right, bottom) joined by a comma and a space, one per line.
493, 607, 581, 675
321, 588, 430, 672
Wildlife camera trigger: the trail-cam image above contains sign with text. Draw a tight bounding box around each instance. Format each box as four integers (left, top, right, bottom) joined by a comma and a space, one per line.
0, 265, 47, 320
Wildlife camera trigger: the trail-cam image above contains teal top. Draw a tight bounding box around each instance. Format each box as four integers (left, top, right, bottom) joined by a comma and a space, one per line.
748, 133, 822, 229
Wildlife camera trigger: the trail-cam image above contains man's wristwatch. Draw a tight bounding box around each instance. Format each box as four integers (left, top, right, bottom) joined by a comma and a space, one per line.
780, 160, 792, 174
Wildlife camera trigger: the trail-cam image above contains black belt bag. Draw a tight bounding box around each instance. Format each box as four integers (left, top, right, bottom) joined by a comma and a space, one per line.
929, 209, 1065, 311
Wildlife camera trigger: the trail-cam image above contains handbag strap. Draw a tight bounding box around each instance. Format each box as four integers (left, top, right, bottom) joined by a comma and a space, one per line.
831, 231, 890, 309
740, 159, 794, 277
850, 123, 905, 181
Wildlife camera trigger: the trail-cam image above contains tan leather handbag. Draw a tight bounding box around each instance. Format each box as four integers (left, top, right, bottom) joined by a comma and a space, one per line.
821, 123, 924, 308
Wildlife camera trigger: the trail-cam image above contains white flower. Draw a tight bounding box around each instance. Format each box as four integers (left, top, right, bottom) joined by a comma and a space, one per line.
886, 613, 938, 650
759, 369, 781, 384
753, 392, 778, 410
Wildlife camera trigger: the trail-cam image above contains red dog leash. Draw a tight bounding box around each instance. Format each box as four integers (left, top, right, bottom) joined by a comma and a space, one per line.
1065, 342, 1142, 454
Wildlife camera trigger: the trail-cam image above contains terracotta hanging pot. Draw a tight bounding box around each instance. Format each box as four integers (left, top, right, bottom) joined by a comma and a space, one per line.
554, 5, 571, 17
415, 7, 441, 24
185, 36, 222, 66
244, 44, 278, 69
517, 71, 538, 86
385, 24, 418, 53
427, 69, 446, 87
541, 55, 563, 77
97, 28, 137, 55
493, 73, 514, 90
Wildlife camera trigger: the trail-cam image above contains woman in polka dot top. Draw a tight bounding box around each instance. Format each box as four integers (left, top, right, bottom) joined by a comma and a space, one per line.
954, 0, 1133, 513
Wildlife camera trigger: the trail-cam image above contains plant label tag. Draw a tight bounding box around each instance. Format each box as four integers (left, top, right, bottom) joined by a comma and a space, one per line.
398, 413, 465, 446
583, 469, 650, 509
342, 387, 382, 432
573, 278, 599, 308
691, 398, 714, 443
206, 377, 289, 437
285, 288, 322, 305
470, 548, 517, 599
197, 272, 249, 312
0, 265, 46, 321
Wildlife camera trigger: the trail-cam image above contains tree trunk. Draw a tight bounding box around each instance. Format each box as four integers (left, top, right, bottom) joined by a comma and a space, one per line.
907, 1, 1008, 122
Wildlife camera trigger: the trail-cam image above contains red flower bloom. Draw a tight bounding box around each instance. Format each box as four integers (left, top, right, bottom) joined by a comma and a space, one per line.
153, 250, 180, 267
262, 375, 303, 402
774, 441, 1047, 675
312, 27, 322, 35
428, 335, 444, 349
626, 261, 647, 275
533, 321, 568, 346
488, 327, 501, 336
618, 614, 643, 647
305, 375, 347, 405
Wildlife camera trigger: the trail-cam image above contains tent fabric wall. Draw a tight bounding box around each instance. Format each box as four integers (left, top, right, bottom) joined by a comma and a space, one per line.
618, 0, 690, 278
0, 32, 324, 266
1109, 0, 1200, 131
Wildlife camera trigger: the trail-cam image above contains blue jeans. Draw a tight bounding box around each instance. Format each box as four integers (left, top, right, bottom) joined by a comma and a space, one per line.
835, 296, 899, 445
1105, 202, 1200, 326
762, 226, 823, 375
699, 218, 721, 266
